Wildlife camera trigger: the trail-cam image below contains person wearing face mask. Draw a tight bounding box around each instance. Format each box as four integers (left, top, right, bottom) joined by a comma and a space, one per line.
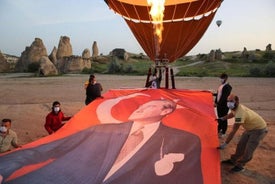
44, 101, 71, 134
217, 94, 268, 172
214, 73, 232, 138
0, 119, 21, 153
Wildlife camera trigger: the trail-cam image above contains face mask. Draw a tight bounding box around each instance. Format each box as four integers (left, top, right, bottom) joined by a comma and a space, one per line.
220, 79, 225, 84
0, 126, 7, 133
54, 107, 60, 112
227, 102, 235, 109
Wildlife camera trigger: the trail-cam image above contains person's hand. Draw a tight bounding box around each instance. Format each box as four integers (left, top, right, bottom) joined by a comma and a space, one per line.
0, 174, 3, 183
216, 117, 225, 121
217, 143, 227, 149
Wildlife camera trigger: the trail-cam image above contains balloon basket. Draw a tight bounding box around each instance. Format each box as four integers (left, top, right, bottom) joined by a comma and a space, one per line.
145, 59, 175, 89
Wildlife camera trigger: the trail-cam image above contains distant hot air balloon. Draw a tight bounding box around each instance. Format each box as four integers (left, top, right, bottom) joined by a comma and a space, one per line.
105, 0, 223, 62
216, 20, 222, 27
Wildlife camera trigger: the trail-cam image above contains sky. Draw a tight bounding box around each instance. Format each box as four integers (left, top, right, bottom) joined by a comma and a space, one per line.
0, 0, 274, 57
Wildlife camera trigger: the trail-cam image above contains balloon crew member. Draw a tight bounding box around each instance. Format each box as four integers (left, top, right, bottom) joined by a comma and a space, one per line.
0, 118, 21, 153
215, 73, 232, 137
217, 94, 268, 172
85, 75, 103, 105
44, 101, 71, 134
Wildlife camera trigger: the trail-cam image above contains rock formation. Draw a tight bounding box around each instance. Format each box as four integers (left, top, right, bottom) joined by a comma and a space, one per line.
38, 56, 58, 76
56, 36, 73, 60
57, 55, 91, 74
266, 43, 272, 52
82, 48, 91, 59
208, 49, 223, 61
49, 46, 58, 65
111, 48, 129, 60
208, 50, 215, 62
215, 49, 223, 60
15, 38, 48, 72
242, 47, 249, 59
92, 41, 99, 57
0, 51, 10, 72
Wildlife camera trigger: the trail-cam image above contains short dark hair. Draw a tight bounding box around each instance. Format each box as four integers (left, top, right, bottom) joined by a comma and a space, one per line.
234, 95, 239, 102
2, 118, 11, 123
89, 75, 95, 83
52, 101, 60, 107
220, 73, 228, 79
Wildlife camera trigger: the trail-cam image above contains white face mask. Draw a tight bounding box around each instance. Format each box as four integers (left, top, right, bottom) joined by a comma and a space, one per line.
54, 107, 60, 112
227, 102, 235, 109
0, 126, 7, 133
220, 79, 225, 84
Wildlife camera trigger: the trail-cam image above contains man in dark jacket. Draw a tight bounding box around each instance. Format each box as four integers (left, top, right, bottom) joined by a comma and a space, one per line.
215, 73, 232, 137
85, 75, 103, 105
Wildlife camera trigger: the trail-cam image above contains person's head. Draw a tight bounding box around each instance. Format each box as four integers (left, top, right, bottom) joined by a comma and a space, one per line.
219, 73, 228, 84
128, 99, 176, 124
227, 94, 239, 110
0, 119, 12, 133
89, 74, 95, 84
52, 101, 61, 114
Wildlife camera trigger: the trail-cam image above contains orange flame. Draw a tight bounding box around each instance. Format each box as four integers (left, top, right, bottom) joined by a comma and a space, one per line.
148, 0, 165, 57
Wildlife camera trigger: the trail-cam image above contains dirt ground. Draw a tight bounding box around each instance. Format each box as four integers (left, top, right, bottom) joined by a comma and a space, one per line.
0, 73, 274, 184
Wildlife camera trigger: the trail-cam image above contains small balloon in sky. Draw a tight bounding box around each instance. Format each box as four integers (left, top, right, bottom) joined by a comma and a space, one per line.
216, 20, 222, 27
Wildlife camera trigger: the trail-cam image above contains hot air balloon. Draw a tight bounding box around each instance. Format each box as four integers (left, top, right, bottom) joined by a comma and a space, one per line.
105, 0, 222, 62
216, 20, 222, 27
105, 0, 222, 88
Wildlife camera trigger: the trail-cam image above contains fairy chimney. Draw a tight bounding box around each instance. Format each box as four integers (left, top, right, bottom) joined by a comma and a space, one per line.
49, 46, 58, 65
92, 41, 99, 57
39, 56, 58, 76
266, 44, 272, 52
56, 36, 73, 60
0, 51, 10, 72
82, 48, 91, 59
15, 38, 48, 72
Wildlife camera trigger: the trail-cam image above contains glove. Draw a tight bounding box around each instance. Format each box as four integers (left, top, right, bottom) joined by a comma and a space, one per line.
217, 143, 227, 150
216, 117, 225, 121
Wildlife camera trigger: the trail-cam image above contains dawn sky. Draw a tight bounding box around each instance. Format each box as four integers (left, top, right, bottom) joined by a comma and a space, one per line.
0, 0, 274, 57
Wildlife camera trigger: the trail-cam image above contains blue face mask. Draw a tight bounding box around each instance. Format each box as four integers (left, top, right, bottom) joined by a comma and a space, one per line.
0, 126, 7, 133
227, 102, 235, 109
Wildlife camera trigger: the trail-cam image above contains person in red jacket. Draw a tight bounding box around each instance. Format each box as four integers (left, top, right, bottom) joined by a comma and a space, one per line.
44, 101, 71, 134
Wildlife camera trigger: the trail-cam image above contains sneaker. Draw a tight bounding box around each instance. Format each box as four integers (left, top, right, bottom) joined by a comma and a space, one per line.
218, 133, 226, 138
221, 159, 234, 165
230, 166, 245, 173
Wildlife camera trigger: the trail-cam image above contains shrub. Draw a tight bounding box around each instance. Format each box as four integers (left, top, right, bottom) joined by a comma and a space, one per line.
249, 67, 262, 77
263, 62, 275, 77
263, 52, 275, 60
82, 67, 91, 74
108, 57, 121, 73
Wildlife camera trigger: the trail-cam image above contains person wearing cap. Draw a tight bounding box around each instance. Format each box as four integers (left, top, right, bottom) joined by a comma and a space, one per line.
217, 94, 268, 172
215, 73, 232, 137
44, 101, 71, 134
0, 118, 20, 153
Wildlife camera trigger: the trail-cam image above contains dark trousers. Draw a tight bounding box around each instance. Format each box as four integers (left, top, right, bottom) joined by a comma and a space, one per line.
231, 128, 267, 167
217, 105, 229, 134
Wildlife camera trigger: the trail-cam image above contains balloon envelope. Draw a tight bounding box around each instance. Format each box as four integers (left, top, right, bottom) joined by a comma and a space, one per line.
105, 0, 222, 62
